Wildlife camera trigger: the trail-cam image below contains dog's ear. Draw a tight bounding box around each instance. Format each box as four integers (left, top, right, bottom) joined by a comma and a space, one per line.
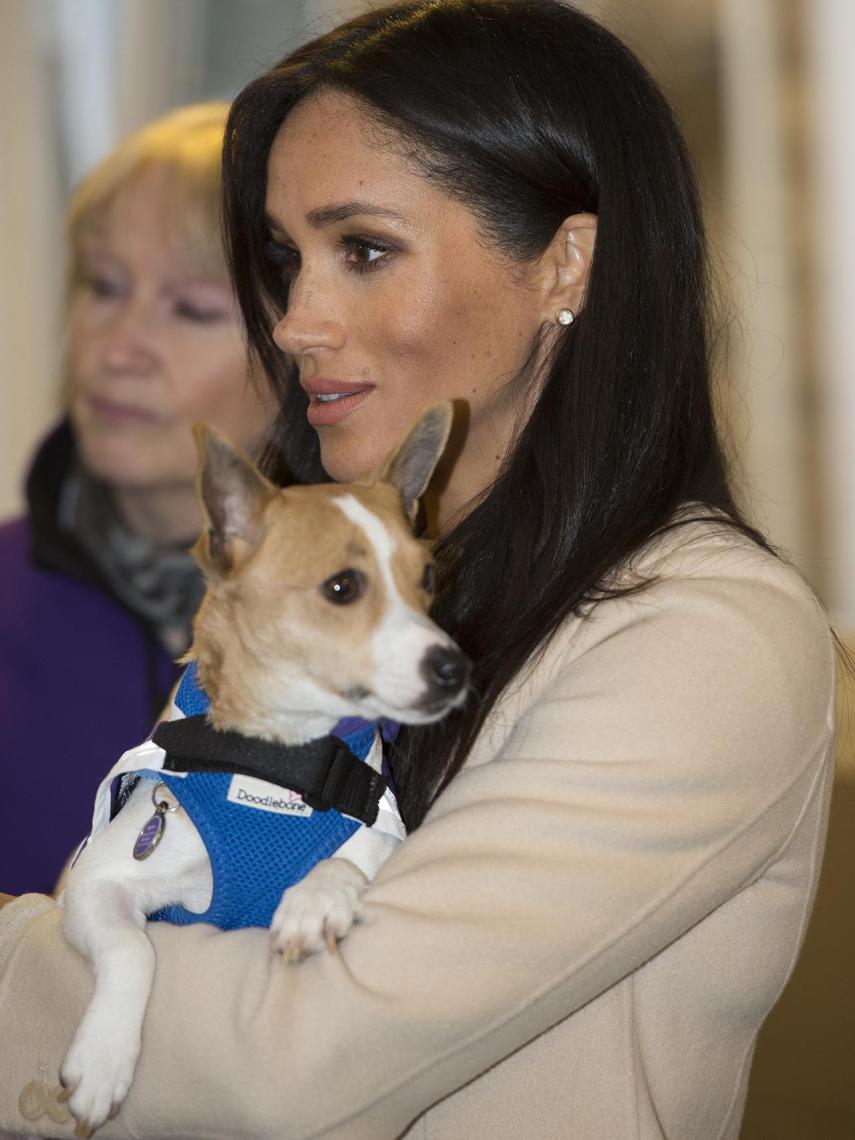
375, 403, 453, 521
192, 424, 276, 576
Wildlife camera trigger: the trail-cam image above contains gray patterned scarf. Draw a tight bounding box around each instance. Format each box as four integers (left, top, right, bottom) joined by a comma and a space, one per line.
65, 469, 205, 657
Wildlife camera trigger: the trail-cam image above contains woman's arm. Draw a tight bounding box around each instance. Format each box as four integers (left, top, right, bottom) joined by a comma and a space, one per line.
0, 539, 835, 1140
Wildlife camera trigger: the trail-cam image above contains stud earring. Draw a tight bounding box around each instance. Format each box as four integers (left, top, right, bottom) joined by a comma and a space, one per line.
556, 308, 575, 326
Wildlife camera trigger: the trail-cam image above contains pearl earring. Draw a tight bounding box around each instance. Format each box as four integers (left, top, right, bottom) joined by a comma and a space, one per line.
556, 308, 575, 326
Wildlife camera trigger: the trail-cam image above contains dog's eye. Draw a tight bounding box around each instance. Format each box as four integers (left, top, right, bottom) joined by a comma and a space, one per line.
322, 568, 365, 605
421, 562, 435, 593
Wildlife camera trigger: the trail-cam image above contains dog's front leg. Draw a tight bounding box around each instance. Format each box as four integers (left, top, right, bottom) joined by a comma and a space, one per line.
60, 785, 211, 1136
61, 873, 155, 1136
270, 827, 399, 959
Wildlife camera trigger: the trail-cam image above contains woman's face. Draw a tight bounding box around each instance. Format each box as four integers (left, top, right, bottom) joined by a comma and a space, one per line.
265, 90, 554, 514
69, 164, 272, 495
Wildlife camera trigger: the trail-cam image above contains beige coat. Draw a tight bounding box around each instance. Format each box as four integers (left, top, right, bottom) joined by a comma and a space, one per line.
0, 519, 835, 1139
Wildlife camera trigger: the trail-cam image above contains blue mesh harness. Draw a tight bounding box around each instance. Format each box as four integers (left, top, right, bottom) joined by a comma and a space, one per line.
135, 664, 384, 931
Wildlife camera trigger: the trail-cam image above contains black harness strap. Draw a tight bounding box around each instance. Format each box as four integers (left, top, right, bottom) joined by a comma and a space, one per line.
151, 716, 387, 827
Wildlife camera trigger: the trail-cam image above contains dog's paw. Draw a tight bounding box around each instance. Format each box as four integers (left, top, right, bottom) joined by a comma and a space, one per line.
270, 857, 367, 960
60, 1008, 139, 1136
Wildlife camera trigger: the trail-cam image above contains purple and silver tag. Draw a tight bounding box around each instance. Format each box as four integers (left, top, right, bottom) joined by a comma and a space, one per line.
132, 782, 175, 861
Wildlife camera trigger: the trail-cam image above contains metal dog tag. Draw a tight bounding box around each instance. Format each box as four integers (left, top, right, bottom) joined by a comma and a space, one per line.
133, 782, 175, 861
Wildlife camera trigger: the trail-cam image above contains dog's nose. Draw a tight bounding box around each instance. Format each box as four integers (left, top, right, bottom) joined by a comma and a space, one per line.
422, 645, 471, 698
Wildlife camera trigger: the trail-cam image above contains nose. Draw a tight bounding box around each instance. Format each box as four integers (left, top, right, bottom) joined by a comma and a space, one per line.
421, 645, 471, 703
102, 299, 158, 374
271, 275, 346, 357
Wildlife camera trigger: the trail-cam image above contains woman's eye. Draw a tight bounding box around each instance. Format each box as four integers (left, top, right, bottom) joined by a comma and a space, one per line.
84, 274, 122, 299
321, 568, 366, 605
340, 235, 395, 274
173, 301, 228, 324
421, 563, 435, 593
265, 239, 300, 283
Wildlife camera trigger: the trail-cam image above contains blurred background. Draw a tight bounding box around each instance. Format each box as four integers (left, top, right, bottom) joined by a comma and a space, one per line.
0, 0, 852, 1135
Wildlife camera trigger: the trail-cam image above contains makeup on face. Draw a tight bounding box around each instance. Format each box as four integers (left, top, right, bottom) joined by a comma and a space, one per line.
264, 90, 549, 518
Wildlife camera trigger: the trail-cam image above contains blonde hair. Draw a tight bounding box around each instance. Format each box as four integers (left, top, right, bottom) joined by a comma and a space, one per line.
67, 102, 231, 288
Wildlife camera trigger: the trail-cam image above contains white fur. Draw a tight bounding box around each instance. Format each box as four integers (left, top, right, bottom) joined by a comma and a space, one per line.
61, 782, 212, 1131
269, 830, 399, 957
333, 494, 463, 721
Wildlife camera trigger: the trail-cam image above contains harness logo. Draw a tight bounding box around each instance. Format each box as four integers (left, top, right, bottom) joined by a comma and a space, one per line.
227, 774, 313, 817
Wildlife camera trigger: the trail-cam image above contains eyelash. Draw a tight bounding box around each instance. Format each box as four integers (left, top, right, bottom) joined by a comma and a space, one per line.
340, 235, 396, 273
265, 235, 396, 282
173, 302, 227, 324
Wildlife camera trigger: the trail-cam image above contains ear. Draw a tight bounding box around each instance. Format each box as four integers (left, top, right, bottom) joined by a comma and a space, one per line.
192, 423, 276, 576
538, 212, 597, 322
375, 403, 453, 521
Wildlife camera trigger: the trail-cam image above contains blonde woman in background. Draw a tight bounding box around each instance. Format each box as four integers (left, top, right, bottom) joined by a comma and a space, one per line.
0, 103, 273, 895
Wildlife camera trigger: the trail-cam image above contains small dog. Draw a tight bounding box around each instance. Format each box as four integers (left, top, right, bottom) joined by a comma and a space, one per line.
59, 403, 469, 1136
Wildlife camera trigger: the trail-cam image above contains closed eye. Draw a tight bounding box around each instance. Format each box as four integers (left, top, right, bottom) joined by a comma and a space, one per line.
421, 562, 435, 593
83, 273, 124, 299
173, 300, 230, 324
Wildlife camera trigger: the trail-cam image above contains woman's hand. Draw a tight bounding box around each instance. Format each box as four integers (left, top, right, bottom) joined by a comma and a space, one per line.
0, 893, 15, 909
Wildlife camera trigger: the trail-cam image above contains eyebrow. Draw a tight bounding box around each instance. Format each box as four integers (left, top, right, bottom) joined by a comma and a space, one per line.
266, 201, 406, 233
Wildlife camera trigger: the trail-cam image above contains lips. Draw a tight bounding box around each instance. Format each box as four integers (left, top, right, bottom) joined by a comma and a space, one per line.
87, 396, 160, 425
301, 379, 374, 428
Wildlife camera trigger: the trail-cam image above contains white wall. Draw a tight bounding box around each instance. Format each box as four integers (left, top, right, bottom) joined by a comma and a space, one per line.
0, 1, 64, 520
806, 0, 855, 627
717, 0, 809, 569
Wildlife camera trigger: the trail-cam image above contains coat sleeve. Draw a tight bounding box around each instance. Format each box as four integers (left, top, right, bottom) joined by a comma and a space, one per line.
0, 542, 835, 1140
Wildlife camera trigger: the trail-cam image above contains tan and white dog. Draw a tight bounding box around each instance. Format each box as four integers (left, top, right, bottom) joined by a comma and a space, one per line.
59, 403, 469, 1136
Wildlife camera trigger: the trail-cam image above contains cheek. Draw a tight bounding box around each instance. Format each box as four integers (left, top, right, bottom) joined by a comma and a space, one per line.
265, 594, 378, 684
354, 278, 486, 428
378, 273, 474, 364
67, 309, 104, 387
343, 292, 428, 379
375, 264, 524, 405
170, 344, 259, 426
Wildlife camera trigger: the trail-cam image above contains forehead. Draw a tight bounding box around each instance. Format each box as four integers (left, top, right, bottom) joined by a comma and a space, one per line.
78, 166, 225, 277
264, 483, 424, 568
265, 90, 443, 229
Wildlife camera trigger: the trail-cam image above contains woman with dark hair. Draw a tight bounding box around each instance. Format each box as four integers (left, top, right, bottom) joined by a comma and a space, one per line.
0, 3, 834, 1138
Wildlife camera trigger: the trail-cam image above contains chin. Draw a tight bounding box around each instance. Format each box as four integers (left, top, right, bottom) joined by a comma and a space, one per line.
78, 445, 166, 493
76, 437, 136, 482
318, 441, 374, 484
78, 451, 131, 486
